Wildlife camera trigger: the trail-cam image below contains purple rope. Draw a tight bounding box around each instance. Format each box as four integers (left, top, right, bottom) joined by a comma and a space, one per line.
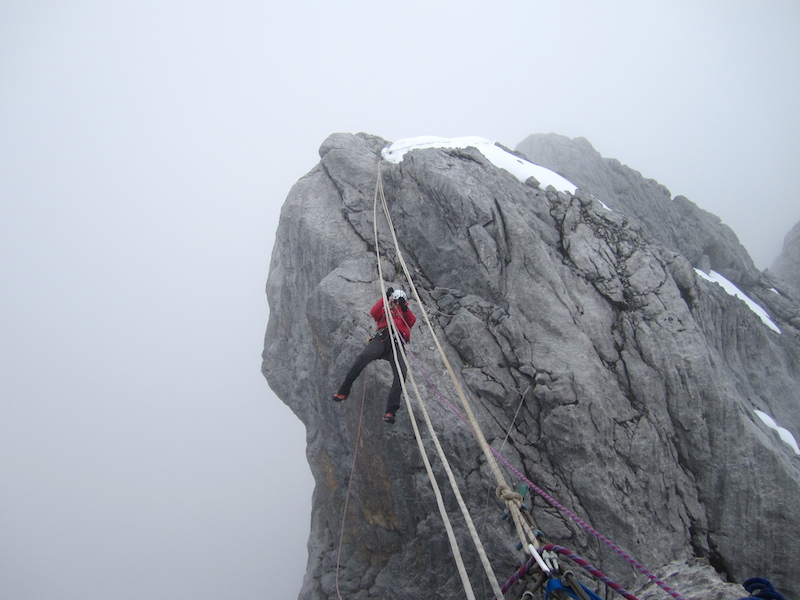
408, 348, 467, 423
495, 554, 537, 596
406, 348, 687, 600
490, 450, 685, 600
492, 545, 640, 600
543, 545, 639, 600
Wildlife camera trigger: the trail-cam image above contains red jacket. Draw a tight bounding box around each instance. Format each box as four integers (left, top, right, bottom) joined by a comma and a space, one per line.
370, 298, 417, 342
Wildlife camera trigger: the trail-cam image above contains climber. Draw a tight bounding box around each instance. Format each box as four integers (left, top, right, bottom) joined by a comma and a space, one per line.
332, 287, 417, 424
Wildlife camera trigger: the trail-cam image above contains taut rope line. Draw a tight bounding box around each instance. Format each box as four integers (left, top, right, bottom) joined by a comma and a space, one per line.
371, 155, 686, 600
374, 160, 511, 598
406, 341, 687, 600
387, 297, 505, 599
371, 160, 479, 600
373, 156, 549, 574
335, 374, 369, 600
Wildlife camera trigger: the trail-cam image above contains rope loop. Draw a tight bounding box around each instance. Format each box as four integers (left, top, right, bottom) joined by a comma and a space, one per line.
497, 485, 523, 505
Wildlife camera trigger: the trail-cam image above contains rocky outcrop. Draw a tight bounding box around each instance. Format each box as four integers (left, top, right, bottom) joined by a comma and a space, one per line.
515, 133, 760, 287
636, 560, 751, 600
262, 133, 800, 599
771, 220, 800, 294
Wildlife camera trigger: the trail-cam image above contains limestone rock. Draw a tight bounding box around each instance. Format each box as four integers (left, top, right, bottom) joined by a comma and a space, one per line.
634, 560, 750, 600
263, 133, 800, 599
515, 133, 760, 287
771, 220, 800, 295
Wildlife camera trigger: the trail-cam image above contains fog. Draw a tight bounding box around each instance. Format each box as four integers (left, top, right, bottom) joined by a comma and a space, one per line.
1, 2, 798, 598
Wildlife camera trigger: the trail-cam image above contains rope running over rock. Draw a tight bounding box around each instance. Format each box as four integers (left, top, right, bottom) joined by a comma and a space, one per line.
404, 346, 688, 600
335, 374, 369, 600
372, 156, 686, 600
374, 154, 550, 580
372, 159, 485, 600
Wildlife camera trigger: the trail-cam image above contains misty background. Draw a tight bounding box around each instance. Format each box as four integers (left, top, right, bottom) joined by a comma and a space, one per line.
1, 2, 798, 599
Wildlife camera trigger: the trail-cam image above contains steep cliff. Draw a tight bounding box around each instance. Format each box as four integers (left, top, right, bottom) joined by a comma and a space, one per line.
771, 220, 800, 295
262, 133, 800, 599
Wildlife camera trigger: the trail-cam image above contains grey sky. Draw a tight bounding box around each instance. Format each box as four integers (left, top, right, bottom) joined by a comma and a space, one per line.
1, 2, 798, 599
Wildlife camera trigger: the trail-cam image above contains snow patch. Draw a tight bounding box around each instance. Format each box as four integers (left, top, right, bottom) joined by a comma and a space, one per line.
694, 269, 781, 334
382, 136, 578, 195
754, 410, 800, 455
592, 195, 612, 211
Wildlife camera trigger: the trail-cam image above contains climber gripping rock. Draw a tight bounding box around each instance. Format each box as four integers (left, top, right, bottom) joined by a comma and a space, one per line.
332, 288, 417, 424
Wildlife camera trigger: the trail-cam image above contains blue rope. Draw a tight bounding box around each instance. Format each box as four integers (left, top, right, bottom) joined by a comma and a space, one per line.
737, 578, 786, 600
545, 578, 605, 600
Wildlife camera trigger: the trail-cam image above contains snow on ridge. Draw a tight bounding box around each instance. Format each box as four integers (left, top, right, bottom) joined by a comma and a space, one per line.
382, 136, 578, 195
694, 269, 781, 334
755, 410, 800, 455
591, 195, 612, 212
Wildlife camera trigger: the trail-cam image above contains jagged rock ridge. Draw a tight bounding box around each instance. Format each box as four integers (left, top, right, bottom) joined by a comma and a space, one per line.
516, 133, 761, 286
262, 133, 800, 599
771, 220, 800, 295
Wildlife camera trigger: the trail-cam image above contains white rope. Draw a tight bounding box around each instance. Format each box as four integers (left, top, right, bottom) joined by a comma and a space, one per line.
373, 160, 550, 578
373, 164, 506, 599
371, 167, 477, 600
392, 327, 506, 599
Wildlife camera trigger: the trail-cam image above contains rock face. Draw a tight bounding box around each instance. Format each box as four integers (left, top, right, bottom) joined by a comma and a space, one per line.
772, 220, 800, 294
262, 133, 800, 600
516, 133, 761, 287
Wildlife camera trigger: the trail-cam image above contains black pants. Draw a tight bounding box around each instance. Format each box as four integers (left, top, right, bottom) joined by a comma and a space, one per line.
337, 329, 408, 415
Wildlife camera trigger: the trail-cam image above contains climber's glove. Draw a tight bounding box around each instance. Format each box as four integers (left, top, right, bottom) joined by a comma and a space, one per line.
398, 297, 407, 310
386, 287, 394, 300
